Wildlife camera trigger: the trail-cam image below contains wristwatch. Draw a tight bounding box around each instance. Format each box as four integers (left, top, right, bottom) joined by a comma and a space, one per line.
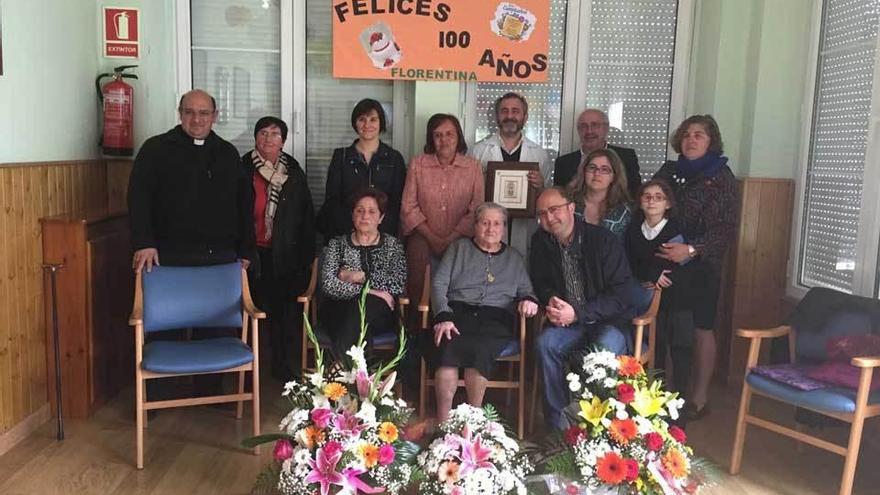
687, 245, 697, 258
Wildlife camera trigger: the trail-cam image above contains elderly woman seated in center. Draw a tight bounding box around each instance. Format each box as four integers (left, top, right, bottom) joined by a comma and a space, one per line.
427, 202, 538, 421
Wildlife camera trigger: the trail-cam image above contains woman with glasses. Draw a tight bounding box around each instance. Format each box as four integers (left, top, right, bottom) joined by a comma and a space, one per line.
566, 148, 632, 237
652, 114, 738, 421
243, 116, 316, 381
317, 98, 407, 240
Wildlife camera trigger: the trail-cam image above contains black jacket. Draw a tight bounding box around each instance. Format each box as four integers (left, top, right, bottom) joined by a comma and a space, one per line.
530, 220, 634, 326
128, 125, 255, 263
243, 150, 316, 282
553, 144, 641, 197
317, 140, 407, 238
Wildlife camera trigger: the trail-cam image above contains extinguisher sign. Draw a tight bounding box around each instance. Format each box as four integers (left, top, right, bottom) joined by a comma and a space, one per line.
103, 7, 139, 59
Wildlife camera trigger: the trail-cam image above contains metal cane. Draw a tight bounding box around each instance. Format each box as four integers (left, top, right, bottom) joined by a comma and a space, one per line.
42, 262, 65, 441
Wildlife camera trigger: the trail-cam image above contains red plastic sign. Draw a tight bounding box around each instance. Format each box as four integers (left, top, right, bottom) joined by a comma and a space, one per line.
104, 7, 139, 59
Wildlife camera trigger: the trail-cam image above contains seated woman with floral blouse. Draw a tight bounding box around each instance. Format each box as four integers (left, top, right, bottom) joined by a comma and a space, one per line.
319, 188, 407, 358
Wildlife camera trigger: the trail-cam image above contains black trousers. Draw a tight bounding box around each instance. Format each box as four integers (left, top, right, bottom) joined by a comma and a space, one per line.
319, 295, 394, 360
251, 247, 307, 379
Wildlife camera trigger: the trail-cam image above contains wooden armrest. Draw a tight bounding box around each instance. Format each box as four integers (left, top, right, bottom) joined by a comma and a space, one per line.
632, 314, 654, 326
297, 257, 319, 304
398, 297, 410, 306
736, 325, 792, 339
418, 264, 431, 313
241, 268, 267, 319
129, 271, 143, 326
852, 356, 880, 368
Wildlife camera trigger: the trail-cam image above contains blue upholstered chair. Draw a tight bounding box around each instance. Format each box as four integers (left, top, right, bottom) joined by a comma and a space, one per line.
298, 257, 408, 372
416, 264, 531, 438
129, 263, 265, 469
730, 288, 880, 495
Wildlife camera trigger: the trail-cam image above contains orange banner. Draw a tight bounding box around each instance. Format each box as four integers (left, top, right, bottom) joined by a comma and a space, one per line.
332, 0, 550, 82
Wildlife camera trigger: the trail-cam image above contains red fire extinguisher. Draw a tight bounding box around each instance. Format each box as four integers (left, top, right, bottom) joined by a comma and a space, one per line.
96, 65, 138, 156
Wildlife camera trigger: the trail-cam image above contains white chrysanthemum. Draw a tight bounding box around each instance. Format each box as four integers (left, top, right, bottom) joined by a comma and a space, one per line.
569, 379, 582, 392
635, 415, 654, 435
603, 377, 618, 389
279, 408, 309, 433
615, 408, 629, 420
312, 394, 330, 409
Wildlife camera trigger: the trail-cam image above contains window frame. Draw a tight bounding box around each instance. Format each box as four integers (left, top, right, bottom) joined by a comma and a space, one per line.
787, 0, 880, 299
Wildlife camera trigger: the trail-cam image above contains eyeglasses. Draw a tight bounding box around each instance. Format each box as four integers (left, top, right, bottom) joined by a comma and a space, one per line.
585, 164, 613, 175
640, 193, 667, 202
180, 108, 214, 119
258, 130, 284, 140
536, 202, 571, 218
577, 122, 608, 131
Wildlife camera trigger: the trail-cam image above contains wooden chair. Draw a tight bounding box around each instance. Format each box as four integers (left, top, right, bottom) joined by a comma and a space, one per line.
298, 257, 409, 372
730, 324, 880, 495
129, 263, 265, 469
527, 288, 662, 433
417, 264, 530, 438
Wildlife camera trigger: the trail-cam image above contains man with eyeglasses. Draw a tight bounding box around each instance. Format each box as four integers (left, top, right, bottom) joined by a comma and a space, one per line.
530, 186, 635, 430
128, 89, 254, 271
553, 109, 641, 197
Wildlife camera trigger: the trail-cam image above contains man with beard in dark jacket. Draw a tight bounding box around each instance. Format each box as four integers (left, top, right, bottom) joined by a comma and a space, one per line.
129, 89, 254, 271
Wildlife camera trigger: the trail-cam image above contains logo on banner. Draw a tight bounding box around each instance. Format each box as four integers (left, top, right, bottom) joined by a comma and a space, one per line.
104, 7, 140, 59
332, 0, 550, 83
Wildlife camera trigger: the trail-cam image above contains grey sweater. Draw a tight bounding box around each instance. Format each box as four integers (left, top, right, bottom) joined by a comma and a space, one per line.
432, 238, 536, 320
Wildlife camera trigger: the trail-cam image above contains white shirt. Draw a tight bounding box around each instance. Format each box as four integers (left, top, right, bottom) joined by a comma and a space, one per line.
641, 218, 669, 241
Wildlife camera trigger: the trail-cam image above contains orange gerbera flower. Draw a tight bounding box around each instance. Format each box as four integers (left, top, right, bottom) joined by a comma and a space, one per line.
322, 382, 348, 401
618, 356, 643, 377
359, 443, 380, 468
662, 448, 690, 479
438, 460, 460, 484
609, 418, 638, 445
301, 425, 325, 449
596, 452, 627, 485
378, 422, 399, 443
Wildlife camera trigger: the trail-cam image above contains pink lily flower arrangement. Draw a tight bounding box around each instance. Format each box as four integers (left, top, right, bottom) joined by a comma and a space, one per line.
243, 286, 419, 494
416, 404, 532, 495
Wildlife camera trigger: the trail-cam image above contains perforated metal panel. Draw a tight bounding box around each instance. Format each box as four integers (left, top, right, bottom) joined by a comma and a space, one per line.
798, 0, 880, 293
583, 0, 679, 179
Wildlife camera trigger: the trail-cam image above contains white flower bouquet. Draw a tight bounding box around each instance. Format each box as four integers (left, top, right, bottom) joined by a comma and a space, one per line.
415, 403, 532, 495
245, 287, 418, 495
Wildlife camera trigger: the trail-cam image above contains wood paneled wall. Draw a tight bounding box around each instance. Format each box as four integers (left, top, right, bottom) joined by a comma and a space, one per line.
0, 160, 110, 435
717, 178, 795, 384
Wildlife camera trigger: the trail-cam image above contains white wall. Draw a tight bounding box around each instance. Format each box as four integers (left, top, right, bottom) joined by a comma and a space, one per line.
0, 0, 178, 164
0, 0, 101, 163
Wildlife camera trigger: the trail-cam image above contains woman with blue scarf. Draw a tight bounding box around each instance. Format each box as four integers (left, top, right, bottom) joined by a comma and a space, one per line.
653, 115, 738, 422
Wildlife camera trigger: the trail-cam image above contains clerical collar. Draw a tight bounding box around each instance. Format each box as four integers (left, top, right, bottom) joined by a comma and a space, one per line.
193, 138, 205, 146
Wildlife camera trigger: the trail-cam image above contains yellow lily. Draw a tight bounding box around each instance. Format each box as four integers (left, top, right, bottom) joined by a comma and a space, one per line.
630, 382, 667, 418
579, 397, 611, 427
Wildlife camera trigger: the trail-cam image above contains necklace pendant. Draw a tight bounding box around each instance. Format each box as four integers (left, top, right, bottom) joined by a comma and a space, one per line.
487, 272, 495, 283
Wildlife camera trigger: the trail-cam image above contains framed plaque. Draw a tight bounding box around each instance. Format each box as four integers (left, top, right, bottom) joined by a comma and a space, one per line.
485, 161, 539, 218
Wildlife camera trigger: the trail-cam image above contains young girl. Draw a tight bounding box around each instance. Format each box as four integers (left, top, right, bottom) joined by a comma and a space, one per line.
625, 179, 687, 295
625, 179, 699, 410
